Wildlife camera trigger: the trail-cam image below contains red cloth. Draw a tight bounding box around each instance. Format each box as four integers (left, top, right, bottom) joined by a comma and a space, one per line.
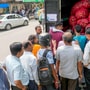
69, 16, 77, 26
75, 8, 89, 19
77, 18, 88, 27
71, 0, 90, 15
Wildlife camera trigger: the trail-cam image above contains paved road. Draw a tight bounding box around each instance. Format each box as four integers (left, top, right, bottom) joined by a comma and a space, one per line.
0, 19, 40, 62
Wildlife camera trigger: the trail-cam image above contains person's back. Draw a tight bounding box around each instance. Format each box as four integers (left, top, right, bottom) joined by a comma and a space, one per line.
73, 24, 87, 52
3, 42, 29, 90
49, 21, 64, 53
0, 67, 10, 90
56, 32, 83, 90
5, 55, 29, 86
49, 28, 63, 48
5, 55, 21, 85
73, 35, 86, 52
83, 28, 90, 90
37, 33, 59, 90
32, 44, 41, 57
20, 41, 40, 90
56, 45, 82, 79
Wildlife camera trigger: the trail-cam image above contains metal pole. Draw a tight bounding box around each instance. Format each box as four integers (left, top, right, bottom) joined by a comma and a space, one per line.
59, 0, 61, 21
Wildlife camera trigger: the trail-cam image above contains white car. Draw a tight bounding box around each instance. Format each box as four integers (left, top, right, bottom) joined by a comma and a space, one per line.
0, 14, 29, 30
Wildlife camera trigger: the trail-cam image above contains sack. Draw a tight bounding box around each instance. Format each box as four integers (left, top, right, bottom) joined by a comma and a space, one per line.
37, 49, 53, 85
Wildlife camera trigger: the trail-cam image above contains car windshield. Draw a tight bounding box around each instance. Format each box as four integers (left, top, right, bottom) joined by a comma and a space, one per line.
0, 16, 4, 19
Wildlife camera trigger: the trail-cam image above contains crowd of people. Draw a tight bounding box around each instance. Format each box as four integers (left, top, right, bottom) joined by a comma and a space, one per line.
0, 21, 90, 90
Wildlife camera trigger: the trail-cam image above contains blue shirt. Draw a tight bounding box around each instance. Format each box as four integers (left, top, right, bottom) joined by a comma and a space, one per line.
4, 55, 29, 86
73, 35, 87, 52
0, 67, 10, 90
37, 49, 54, 64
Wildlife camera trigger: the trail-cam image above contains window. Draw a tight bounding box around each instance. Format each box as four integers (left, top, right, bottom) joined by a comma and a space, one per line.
7, 15, 15, 19
15, 14, 22, 18
0, 16, 4, 20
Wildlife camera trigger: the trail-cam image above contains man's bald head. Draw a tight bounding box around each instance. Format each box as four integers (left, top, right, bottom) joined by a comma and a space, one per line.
63, 32, 73, 43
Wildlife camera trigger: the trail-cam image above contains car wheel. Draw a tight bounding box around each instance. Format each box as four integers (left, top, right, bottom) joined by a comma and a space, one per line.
23, 20, 28, 26
5, 24, 12, 30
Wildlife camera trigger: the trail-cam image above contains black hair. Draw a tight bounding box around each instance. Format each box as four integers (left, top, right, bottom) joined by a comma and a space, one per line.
86, 27, 90, 30
10, 42, 22, 56
23, 41, 31, 49
39, 33, 51, 46
55, 21, 63, 27
35, 26, 41, 30
66, 29, 74, 35
74, 24, 82, 33
28, 35, 36, 44
85, 28, 90, 34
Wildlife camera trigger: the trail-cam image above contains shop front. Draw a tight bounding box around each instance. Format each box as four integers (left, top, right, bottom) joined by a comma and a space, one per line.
0, 3, 9, 14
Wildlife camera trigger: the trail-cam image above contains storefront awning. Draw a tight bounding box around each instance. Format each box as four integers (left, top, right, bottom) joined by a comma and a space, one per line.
0, 3, 9, 8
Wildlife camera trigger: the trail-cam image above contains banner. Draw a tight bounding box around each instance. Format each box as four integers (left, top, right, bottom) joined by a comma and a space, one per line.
0, 3, 9, 8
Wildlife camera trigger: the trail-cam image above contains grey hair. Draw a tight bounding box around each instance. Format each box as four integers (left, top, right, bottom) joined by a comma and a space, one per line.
62, 32, 73, 43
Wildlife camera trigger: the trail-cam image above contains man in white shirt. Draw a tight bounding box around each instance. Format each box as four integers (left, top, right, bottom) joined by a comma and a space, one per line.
20, 41, 40, 90
83, 28, 90, 90
3, 42, 29, 90
56, 32, 83, 90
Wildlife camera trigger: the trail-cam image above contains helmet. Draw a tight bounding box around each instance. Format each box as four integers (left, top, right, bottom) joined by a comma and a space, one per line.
39, 33, 51, 46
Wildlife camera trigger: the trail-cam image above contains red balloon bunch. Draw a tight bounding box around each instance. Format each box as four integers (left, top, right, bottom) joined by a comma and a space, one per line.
69, 0, 90, 33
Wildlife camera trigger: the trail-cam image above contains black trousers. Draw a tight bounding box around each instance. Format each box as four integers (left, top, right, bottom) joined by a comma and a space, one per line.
28, 80, 38, 90
60, 77, 77, 90
42, 84, 56, 90
84, 67, 90, 90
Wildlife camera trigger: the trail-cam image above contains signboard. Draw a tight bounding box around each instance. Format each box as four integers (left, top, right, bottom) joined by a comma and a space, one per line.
47, 14, 57, 21
0, 3, 9, 8
23, 0, 44, 2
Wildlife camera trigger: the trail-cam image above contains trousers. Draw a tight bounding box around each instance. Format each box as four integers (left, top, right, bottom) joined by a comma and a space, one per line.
84, 67, 90, 90
28, 80, 38, 90
60, 77, 77, 90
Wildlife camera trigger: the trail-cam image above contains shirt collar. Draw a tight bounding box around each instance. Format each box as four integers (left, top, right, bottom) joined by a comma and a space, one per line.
52, 27, 63, 32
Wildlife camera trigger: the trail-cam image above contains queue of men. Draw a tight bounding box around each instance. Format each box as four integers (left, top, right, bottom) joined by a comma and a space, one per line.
0, 22, 90, 90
